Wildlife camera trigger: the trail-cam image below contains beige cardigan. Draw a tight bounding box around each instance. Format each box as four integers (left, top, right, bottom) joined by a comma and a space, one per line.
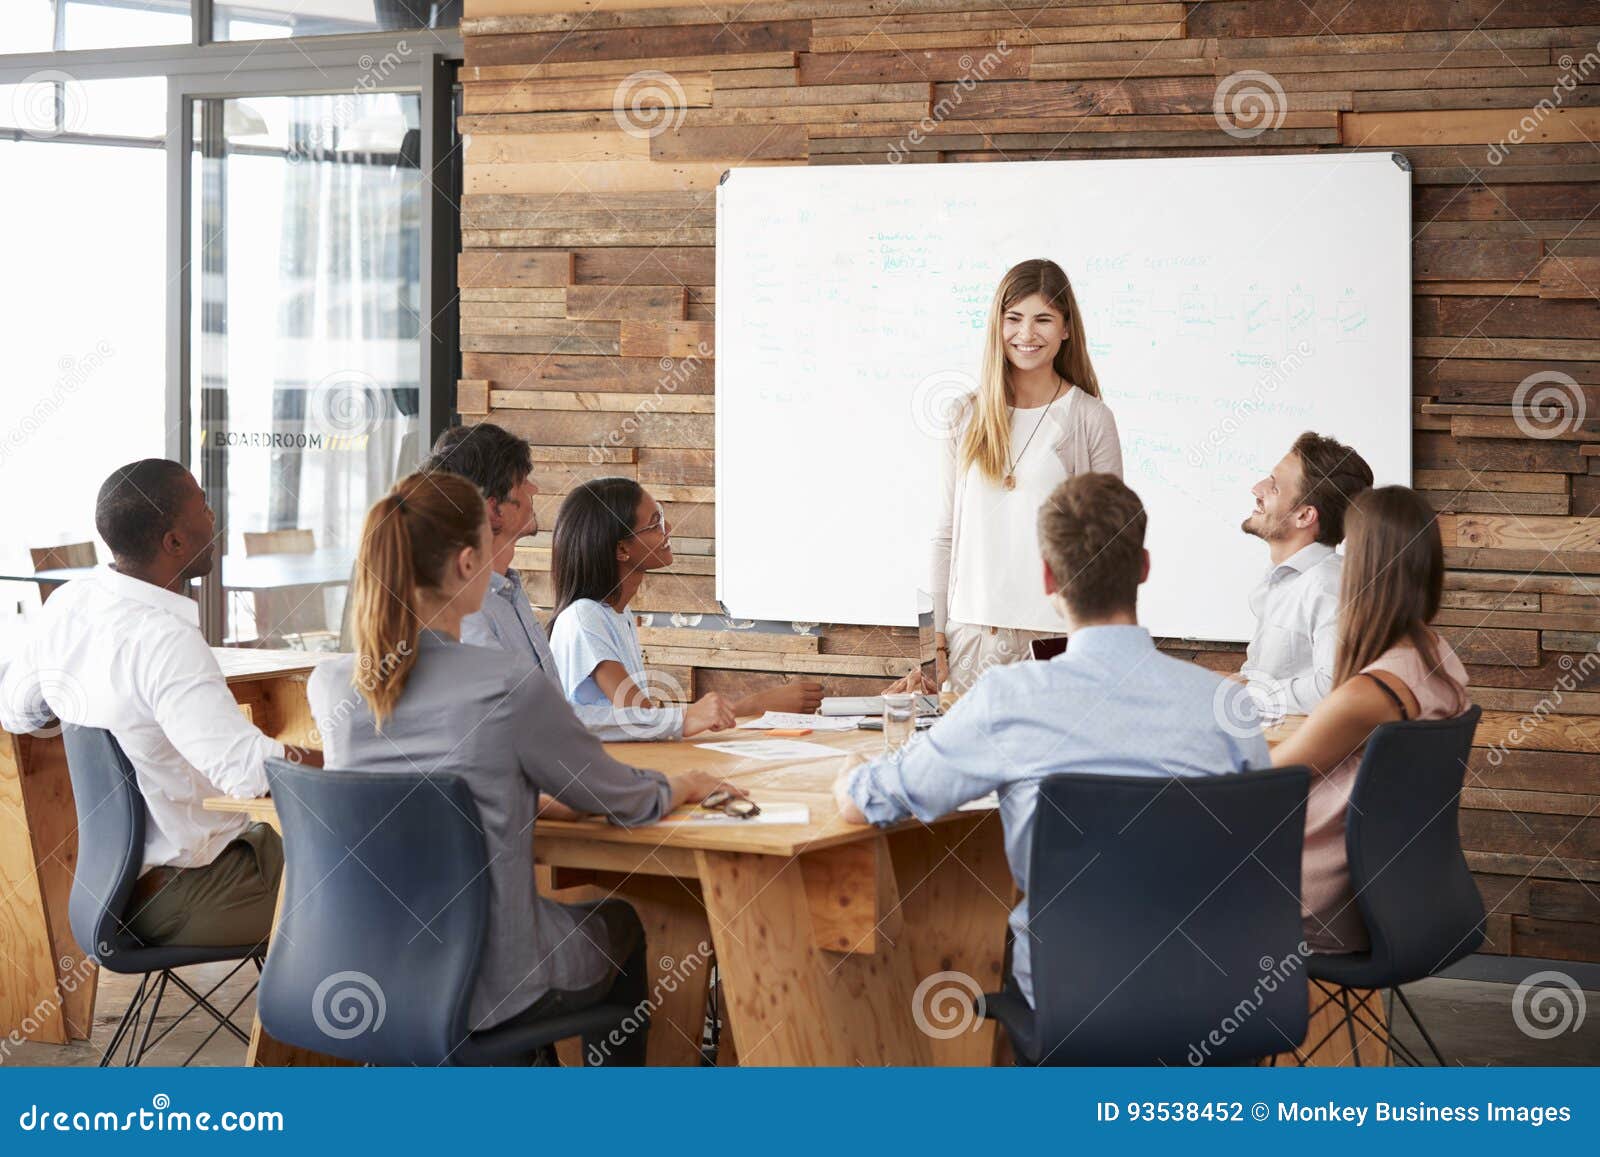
930, 387, 1123, 633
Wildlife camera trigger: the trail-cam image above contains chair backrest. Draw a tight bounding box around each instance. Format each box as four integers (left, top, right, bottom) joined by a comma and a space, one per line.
31, 541, 98, 571
1344, 705, 1485, 981
1029, 636, 1068, 661
242, 530, 328, 640
259, 759, 490, 1065
30, 542, 97, 603
61, 726, 147, 967
242, 529, 315, 557
1027, 766, 1310, 1065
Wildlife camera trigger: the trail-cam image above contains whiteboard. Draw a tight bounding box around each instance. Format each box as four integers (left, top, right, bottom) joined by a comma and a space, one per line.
715, 153, 1412, 641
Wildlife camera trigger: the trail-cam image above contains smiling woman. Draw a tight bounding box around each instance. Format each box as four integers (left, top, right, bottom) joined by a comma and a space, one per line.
930, 259, 1126, 692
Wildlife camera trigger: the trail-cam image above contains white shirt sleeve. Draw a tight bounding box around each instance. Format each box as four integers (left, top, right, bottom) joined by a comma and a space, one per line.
0, 629, 52, 734
144, 630, 283, 798
1284, 583, 1341, 714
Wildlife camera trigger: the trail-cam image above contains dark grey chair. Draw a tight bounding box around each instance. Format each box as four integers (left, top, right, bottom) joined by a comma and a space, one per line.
62, 725, 264, 1066
259, 759, 634, 1066
1304, 706, 1486, 1066
985, 765, 1311, 1065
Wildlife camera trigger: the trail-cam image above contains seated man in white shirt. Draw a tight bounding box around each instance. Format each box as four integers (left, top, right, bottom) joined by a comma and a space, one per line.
0, 459, 315, 948
1238, 431, 1373, 716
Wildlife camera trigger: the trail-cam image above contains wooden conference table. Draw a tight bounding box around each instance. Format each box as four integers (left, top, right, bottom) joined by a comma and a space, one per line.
5, 654, 1375, 1067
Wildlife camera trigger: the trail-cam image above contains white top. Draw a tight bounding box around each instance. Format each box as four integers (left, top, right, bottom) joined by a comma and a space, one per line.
0, 566, 285, 873
549, 598, 681, 738
1241, 541, 1344, 716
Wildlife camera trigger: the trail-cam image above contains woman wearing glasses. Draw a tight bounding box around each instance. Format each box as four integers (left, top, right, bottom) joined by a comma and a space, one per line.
550, 478, 830, 734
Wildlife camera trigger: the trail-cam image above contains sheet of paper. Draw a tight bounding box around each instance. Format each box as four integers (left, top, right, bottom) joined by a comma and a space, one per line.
663, 802, 811, 827
695, 738, 843, 762
737, 711, 861, 732
957, 792, 999, 812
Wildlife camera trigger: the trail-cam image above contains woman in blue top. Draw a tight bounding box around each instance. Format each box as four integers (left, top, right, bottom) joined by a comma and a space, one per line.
550, 478, 833, 730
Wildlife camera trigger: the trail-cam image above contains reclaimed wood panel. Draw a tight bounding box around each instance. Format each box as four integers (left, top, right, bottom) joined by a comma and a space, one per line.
464, 0, 1600, 966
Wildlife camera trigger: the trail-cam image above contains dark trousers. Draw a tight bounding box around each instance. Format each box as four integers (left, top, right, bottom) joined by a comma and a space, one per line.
126, 824, 282, 948
520, 899, 650, 1066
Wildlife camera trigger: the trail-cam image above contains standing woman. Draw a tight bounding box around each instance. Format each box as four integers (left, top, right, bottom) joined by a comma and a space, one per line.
932, 258, 1123, 692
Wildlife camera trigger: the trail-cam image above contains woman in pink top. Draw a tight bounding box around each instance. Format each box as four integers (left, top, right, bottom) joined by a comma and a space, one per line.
1272, 486, 1472, 953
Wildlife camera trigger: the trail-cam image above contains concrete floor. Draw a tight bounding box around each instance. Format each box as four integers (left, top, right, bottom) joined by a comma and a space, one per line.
7, 966, 1598, 1066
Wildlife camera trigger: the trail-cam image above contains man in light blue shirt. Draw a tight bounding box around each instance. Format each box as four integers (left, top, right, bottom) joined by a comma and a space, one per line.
424, 424, 683, 741
835, 473, 1270, 1008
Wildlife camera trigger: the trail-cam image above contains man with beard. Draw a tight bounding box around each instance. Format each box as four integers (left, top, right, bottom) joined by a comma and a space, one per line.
1238, 431, 1373, 716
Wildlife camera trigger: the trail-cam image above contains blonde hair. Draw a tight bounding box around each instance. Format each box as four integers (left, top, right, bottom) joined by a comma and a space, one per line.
960, 259, 1101, 483
348, 471, 486, 729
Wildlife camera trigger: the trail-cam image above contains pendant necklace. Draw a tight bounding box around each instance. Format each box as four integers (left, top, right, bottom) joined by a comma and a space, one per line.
1003, 377, 1065, 492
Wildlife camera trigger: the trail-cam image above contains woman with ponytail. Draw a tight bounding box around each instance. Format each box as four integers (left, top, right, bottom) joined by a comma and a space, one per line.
931, 259, 1122, 693
308, 471, 741, 1058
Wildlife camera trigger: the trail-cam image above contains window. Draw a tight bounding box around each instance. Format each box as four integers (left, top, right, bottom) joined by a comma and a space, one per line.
0, 130, 166, 609
213, 1, 460, 41
1, 1, 191, 55
192, 92, 424, 645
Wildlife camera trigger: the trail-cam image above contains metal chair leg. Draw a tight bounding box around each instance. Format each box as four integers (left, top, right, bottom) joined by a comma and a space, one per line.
98, 973, 150, 1067
130, 972, 169, 1065
1392, 985, 1449, 1066
1336, 986, 1364, 1066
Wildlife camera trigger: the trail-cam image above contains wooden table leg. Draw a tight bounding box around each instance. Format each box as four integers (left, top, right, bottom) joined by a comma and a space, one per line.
696, 847, 936, 1066
547, 871, 716, 1067
885, 812, 1013, 1066
1, 731, 96, 1044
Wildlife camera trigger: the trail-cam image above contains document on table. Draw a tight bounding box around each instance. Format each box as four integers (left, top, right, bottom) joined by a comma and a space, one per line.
737, 711, 863, 732
662, 802, 811, 826
958, 792, 999, 812
695, 738, 843, 761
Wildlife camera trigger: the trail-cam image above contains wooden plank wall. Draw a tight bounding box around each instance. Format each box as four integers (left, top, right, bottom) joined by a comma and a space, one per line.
459, 0, 1600, 963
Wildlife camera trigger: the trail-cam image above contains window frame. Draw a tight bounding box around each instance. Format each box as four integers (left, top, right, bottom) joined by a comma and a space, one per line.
0, 13, 463, 639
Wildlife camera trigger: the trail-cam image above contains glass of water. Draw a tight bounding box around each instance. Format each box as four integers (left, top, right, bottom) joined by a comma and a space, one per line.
882, 692, 916, 752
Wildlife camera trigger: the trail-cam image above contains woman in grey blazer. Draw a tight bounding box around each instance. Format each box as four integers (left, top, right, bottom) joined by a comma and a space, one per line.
309, 470, 736, 1063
